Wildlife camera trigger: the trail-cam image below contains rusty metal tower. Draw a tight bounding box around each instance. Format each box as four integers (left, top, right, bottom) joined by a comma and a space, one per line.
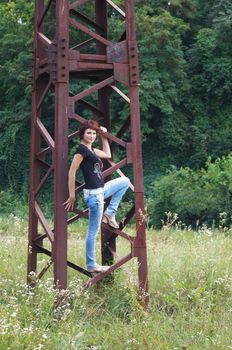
28, 0, 149, 304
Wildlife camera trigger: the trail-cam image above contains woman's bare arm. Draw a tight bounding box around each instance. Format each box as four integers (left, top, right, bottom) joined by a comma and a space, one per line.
94, 127, 111, 159
64, 153, 83, 211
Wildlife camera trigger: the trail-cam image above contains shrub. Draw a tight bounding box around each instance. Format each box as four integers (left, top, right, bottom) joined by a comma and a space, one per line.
148, 153, 232, 228
0, 189, 28, 218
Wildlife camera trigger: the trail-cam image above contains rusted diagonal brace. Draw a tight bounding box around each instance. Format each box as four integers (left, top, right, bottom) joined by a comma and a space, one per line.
70, 113, 127, 148
36, 119, 55, 150
34, 201, 54, 243
35, 245, 91, 277
69, 0, 90, 10
68, 91, 104, 116
35, 128, 81, 159
72, 208, 88, 219
69, 18, 111, 47
108, 247, 137, 285
67, 209, 89, 225
34, 209, 88, 241
37, 259, 53, 280
36, 79, 52, 112
38, 0, 54, 27
83, 253, 132, 288
111, 117, 130, 153
107, 159, 135, 191
102, 159, 127, 178
69, 77, 114, 103
110, 84, 130, 103
35, 158, 50, 170
78, 99, 104, 117
37, 32, 52, 46
120, 205, 135, 228
34, 166, 54, 197
39, 58, 48, 67
70, 9, 104, 32
34, 233, 47, 243
101, 222, 134, 243
71, 38, 95, 51
106, 0, 125, 17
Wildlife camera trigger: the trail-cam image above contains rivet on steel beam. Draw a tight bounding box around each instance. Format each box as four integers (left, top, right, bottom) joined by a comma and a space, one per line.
132, 65, 136, 68
130, 55, 135, 58
133, 81, 137, 84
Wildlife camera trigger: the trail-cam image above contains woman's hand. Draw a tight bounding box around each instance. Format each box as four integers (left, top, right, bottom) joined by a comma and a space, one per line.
63, 196, 75, 211
99, 126, 107, 133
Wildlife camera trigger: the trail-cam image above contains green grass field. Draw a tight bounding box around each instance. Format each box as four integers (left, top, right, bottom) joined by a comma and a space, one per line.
0, 215, 232, 350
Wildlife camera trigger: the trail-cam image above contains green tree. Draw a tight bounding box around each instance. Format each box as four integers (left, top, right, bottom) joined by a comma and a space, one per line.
0, 1, 33, 194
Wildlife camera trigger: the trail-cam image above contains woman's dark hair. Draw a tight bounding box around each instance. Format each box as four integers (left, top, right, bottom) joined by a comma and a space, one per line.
79, 119, 100, 139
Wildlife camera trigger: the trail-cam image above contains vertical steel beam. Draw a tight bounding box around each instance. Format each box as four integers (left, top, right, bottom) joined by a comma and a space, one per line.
28, 0, 45, 283
95, 0, 115, 265
53, 0, 69, 289
125, 0, 149, 303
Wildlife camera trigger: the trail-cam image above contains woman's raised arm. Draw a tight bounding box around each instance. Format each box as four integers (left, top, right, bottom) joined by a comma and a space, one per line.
94, 126, 111, 159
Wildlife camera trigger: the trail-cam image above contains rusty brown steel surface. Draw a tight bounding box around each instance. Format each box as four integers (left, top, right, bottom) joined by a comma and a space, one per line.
28, 0, 45, 284
125, 0, 149, 304
28, 0, 149, 305
53, 0, 69, 289
94, 0, 116, 267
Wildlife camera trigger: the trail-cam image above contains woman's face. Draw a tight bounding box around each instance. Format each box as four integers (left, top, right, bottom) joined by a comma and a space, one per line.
83, 128, 97, 144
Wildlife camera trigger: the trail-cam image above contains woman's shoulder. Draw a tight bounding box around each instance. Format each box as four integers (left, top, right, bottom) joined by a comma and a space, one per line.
76, 143, 85, 150
76, 143, 89, 157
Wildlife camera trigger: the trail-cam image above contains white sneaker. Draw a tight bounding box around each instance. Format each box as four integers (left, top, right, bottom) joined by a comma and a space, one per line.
87, 264, 109, 273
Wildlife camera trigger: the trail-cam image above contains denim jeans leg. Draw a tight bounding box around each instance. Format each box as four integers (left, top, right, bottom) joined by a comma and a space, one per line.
85, 193, 104, 269
103, 177, 130, 216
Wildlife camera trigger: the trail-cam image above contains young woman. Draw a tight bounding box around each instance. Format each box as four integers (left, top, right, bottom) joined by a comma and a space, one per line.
64, 120, 130, 273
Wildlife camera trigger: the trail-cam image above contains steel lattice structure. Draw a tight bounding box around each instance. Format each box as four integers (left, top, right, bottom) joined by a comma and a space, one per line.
28, 0, 149, 304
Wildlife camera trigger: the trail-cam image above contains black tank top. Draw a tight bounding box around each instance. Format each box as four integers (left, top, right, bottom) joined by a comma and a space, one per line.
76, 144, 104, 189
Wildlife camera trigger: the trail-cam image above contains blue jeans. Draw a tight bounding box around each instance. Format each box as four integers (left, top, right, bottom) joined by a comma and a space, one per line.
83, 177, 130, 269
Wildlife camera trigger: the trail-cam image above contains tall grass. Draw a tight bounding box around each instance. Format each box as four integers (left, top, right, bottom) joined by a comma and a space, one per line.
0, 216, 232, 350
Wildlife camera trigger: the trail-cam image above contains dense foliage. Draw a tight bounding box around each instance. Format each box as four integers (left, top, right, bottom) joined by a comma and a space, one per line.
0, 0, 33, 195
1, 1, 232, 227
149, 153, 232, 228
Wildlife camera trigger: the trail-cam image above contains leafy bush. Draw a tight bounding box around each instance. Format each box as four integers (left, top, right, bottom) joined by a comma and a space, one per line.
148, 153, 232, 228
0, 190, 28, 218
